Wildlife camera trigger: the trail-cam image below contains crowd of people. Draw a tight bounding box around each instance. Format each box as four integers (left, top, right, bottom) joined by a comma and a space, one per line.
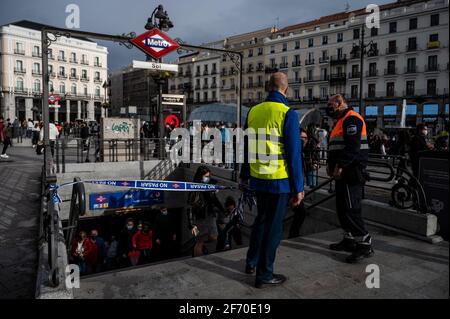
70, 206, 179, 276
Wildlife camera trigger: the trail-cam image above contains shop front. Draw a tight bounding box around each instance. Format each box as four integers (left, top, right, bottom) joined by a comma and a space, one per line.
422, 103, 439, 133
365, 105, 379, 131
383, 104, 397, 128
406, 104, 417, 128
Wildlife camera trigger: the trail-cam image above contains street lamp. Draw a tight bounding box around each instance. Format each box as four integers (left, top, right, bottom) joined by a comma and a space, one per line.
351, 26, 377, 116
145, 4, 174, 156
145, 5, 174, 32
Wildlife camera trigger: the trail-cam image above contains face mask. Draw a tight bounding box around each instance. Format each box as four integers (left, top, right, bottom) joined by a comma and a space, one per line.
161, 210, 168, 215
325, 106, 338, 118
202, 176, 210, 183
422, 130, 428, 136
127, 225, 133, 230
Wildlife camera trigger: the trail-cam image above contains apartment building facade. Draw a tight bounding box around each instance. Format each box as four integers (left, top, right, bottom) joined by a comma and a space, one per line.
264, 0, 449, 129
0, 20, 109, 122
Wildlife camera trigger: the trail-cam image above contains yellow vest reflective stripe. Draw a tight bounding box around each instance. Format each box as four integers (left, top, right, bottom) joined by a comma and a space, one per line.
247, 101, 290, 180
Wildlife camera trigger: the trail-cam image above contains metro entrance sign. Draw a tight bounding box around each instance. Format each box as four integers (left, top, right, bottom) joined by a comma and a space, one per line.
130, 28, 180, 59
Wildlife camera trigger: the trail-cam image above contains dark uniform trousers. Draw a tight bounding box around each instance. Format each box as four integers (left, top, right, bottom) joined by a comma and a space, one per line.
335, 179, 368, 237
246, 192, 290, 282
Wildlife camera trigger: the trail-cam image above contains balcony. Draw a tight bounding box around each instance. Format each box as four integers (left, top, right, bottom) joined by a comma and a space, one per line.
185, 71, 192, 77
32, 70, 42, 76
366, 50, 379, 58
58, 56, 67, 62
14, 68, 26, 74
384, 68, 397, 76
203, 70, 209, 76
229, 69, 237, 75
221, 70, 227, 76
211, 83, 217, 89
94, 62, 103, 67
292, 61, 301, 67
246, 68, 254, 73
32, 52, 42, 58
385, 47, 398, 55
14, 49, 25, 55
386, 90, 396, 98
330, 54, 347, 64
94, 77, 103, 83
256, 66, 265, 72
202, 84, 209, 89
329, 73, 346, 82
304, 59, 315, 66
255, 82, 265, 88
80, 76, 90, 82
48, 54, 55, 60
195, 84, 201, 90
279, 62, 289, 69
69, 74, 79, 80
195, 72, 201, 77
58, 73, 67, 79
348, 72, 361, 79
303, 75, 329, 83
70, 58, 78, 64
288, 78, 301, 85
319, 57, 330, 64
366, 70, 379, 77
211, 70, 218, 75
403, 90, 416, 97
425, 64, 440, 72
49, 72, 56, 78
80, 60, 89, 65
350, 51, 361, 60
427, 41, 440, 49
14, 87, 28, 93
265, 65, 278, 74
404, 66, 418, 74
406, 44, 418, 52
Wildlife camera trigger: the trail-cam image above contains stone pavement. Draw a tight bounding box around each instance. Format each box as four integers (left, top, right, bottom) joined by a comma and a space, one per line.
75, 226, 448, 299
0, 141, 42, 298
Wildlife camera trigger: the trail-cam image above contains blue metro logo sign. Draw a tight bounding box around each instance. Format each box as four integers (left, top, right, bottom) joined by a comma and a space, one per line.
131, 28, 180, 59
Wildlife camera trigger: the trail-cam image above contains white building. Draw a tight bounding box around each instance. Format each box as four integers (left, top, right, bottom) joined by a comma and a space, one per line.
0, 20, 109, 122
264, 0, 449, 129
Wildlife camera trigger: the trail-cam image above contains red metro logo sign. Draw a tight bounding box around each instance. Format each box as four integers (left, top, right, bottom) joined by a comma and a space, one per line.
130, 28, 180, 60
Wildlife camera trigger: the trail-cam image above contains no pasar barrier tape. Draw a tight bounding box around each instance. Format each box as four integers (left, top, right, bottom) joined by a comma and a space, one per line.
48, 179, 236, 203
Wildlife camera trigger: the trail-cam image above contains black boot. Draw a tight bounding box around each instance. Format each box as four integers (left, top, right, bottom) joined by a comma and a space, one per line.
346, 235, 374, 264
329, 237, 357, 252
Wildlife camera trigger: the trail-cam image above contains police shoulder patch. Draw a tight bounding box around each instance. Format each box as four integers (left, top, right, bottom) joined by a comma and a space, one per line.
346, 125, 357, 135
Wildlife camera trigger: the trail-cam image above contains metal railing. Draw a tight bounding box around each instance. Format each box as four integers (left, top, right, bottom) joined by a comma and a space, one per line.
54, 137, 171, 172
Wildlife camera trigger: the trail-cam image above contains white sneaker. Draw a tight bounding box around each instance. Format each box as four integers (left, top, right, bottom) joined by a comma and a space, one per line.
0, 154, 9, 159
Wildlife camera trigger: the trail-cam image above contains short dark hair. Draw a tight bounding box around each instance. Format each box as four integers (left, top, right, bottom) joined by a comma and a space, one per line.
417, 123, 427, 132
224, 196, 236, 207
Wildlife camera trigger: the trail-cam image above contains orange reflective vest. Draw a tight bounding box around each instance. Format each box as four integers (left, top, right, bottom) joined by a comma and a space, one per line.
329, 110, 368, 152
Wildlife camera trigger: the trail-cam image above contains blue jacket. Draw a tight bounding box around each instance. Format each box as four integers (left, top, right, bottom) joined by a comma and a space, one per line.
240, 91, 303, 194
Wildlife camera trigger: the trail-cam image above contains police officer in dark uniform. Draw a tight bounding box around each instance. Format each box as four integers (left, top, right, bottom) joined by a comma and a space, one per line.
326, 94, 374, 264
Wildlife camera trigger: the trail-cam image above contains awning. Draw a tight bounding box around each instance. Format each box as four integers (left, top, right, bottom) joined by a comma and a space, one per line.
188, 103, 250, 125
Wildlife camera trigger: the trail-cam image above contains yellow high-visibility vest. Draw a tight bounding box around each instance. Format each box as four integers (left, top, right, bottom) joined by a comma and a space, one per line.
247, 101, 290, 180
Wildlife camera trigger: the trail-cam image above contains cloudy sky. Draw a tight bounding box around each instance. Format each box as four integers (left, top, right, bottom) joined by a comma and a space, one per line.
0, 0, 392, 71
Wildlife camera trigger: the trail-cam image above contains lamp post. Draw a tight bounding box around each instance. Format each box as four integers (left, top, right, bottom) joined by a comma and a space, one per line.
145, 5, 174, 156
352, 26, 377, 116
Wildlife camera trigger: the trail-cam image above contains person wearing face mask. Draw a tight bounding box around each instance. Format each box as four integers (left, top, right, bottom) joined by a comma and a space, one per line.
326, 94, 372, 264
240, 72, 304, 289
187, 166, 225, 257
409, 123, 434, 178
117, 218, 136, 267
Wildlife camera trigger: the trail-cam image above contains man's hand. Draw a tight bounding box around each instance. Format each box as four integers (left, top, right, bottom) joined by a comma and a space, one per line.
290, 192, 305, 208
156, 239, 161, 245
333, 165, 343, 180
239, 178, 249, 190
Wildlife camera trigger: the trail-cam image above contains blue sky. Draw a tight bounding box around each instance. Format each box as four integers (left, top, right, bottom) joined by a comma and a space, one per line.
0, 0, 392, 71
